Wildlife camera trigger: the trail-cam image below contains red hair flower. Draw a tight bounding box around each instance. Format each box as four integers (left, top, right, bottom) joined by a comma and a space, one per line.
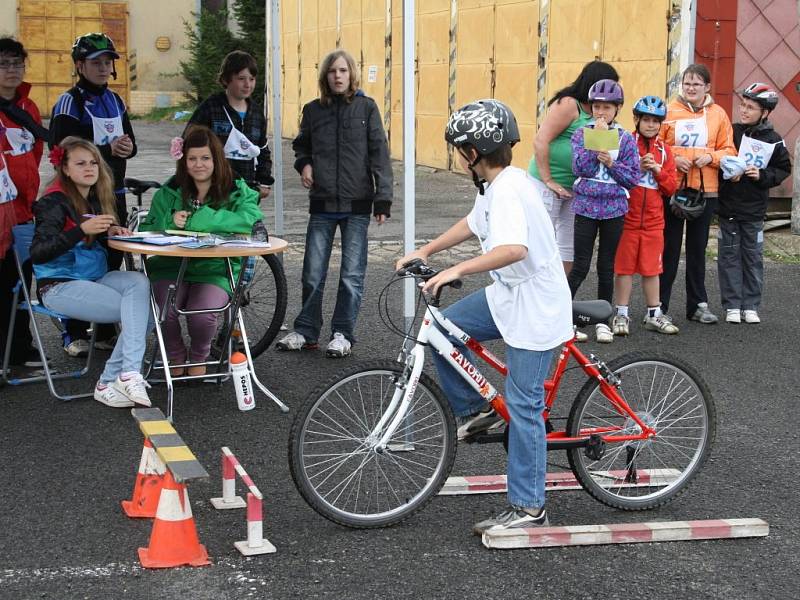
48, 145, 65, 168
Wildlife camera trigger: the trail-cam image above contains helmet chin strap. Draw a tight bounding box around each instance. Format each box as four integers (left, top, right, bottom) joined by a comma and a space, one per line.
460, 149, 486, 194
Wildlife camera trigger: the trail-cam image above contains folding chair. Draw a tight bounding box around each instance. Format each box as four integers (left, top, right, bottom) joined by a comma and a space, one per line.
1, 224, 98, 400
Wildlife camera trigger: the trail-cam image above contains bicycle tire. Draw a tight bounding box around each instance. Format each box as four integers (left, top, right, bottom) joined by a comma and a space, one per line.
288, 359, 457, 528
566, 351, 715, 510
212, 253, 288, 358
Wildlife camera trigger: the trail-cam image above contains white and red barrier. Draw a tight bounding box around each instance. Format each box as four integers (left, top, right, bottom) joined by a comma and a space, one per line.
210, 446, 276, 556
482, 518, 769, 549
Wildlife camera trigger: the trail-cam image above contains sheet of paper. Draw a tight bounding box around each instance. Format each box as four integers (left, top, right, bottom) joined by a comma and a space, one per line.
132, 235, 189, 246
583, 127, 619, 151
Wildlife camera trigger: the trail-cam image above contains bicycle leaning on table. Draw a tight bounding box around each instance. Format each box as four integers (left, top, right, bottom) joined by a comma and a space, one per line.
288, 259, 716, 528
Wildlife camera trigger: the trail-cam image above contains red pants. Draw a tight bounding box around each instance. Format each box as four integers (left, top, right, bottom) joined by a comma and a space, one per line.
614, 228, 663, 277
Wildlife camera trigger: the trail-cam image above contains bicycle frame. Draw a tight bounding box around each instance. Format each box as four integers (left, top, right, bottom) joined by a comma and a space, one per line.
372, 304, 656, 451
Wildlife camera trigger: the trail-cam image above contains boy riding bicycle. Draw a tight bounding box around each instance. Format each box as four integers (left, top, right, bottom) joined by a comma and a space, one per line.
396, 100, 573, 534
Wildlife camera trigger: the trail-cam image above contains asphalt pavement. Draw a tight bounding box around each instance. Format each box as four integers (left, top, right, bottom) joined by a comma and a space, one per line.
0, 122, 798, 599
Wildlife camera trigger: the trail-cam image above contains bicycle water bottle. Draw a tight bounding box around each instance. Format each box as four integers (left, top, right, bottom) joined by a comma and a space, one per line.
230, 351, 255, 411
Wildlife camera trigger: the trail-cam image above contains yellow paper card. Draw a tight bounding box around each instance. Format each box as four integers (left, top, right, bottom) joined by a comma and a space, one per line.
583, 127, 619, 151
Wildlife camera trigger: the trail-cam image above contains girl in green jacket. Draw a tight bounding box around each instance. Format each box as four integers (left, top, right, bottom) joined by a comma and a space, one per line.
139, 125, 262, 376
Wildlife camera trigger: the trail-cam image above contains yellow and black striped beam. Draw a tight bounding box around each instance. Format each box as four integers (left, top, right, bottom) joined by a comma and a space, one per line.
132, 408, 208, 483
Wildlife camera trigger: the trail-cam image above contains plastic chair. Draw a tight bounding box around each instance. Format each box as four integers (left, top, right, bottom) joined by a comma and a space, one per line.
1, 224, 98, 400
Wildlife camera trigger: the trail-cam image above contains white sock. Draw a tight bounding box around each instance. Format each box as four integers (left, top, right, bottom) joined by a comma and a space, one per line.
648, 306, 662, 318
616, 305, 629, 318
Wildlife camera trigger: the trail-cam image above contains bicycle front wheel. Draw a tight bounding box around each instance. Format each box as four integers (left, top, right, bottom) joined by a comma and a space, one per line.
566, 351, 716, 510
288, 360, 457, 528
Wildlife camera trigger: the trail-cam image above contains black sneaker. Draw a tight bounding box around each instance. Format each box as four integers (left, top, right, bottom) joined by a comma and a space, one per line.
9, 348, 46, 368
472, 505, 549, 536
456, 408, 504, 442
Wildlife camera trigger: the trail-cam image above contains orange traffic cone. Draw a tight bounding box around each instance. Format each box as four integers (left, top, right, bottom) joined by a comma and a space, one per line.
122, 438, 166, 518
138, 471, 210, 568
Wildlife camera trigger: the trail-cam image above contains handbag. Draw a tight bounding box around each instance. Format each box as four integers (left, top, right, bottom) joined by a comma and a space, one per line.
669, 170, 706, 221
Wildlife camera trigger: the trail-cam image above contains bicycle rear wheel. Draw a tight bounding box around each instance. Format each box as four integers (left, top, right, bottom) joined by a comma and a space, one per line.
566, 351, 715, 510
288, 360, 457, 528
212, 254, 287, 358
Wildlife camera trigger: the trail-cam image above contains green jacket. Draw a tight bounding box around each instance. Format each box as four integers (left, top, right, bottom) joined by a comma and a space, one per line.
139, 177, 262, 294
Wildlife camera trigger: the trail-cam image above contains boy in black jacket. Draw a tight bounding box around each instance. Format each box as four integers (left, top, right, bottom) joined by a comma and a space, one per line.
717, 83, 791, 324
277, 49, 392, 357
186, 51, 274, 197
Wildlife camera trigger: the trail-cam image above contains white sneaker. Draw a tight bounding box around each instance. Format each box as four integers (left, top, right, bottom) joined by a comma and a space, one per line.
725, 309, 741, 324
612, 315, 630, 336
595, 323, 614, 343
326, 332, 352, 358
742, 310, 761, 324
64, 339, 90, 357
94, 383, 135, 408
574, 330, 589, 343
112, 372, 152, 407
276, 331, 317, 351
644, 314, 680, 334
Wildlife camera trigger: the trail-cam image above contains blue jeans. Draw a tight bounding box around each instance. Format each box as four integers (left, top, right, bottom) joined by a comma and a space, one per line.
293, 213, 370, 344
430, 289, 555, 509
42, 271, 152, 383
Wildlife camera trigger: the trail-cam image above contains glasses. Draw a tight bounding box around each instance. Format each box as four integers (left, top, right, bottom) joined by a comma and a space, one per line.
682, 82, 707, 88
0, 60, 25, 71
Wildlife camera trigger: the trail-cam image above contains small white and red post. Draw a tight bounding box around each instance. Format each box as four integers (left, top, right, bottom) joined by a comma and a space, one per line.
210, 446, 276, 556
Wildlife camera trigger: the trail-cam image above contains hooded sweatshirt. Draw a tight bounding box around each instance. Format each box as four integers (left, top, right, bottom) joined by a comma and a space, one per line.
0, 82, 44, 224
659, 94, 736, 195
717, 120, 792, 222
138, 177, 262, 295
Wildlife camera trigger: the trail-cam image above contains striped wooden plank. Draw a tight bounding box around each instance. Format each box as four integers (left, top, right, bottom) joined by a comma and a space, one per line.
482, 518, 769, 549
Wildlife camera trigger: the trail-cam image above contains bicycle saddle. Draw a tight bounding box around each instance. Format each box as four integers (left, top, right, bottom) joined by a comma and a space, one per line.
572, 300, 613, 326
124, 178, 161, 195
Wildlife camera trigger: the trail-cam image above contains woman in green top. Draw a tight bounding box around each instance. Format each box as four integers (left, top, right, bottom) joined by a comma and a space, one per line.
139, 125, 262, 376
529, 61, 619, 274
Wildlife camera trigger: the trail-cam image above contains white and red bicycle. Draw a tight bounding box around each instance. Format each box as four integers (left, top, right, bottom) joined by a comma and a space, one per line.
288, 259, 715, 528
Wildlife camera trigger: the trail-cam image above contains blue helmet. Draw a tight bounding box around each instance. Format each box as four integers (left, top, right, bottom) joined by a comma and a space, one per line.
632, 95, 667, 120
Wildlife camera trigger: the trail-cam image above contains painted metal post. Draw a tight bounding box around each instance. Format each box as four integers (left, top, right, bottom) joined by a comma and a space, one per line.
270, 0, 284, 236
403, 0, 416, 332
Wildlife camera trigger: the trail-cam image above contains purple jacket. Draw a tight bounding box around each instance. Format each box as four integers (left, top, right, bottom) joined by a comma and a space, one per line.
570, 123, 640, 219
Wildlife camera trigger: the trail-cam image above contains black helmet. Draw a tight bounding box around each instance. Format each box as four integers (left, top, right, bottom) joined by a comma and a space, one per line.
742, 82, 779, 112
445, 99, 520, 155
71, 33, 120, 62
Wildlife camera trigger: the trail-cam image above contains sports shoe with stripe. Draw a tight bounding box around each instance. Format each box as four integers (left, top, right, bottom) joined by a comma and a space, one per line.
456, 407, 504, 442
94, 382, 135, 408
112, 372, 152, 407
472, 505, 549, 535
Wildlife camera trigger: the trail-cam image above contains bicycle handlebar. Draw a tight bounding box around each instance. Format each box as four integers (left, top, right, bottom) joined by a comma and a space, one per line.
395, 259, 463, 305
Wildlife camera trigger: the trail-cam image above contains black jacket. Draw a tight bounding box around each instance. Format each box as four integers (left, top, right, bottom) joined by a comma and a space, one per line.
718, 121, 792, 222
30, 187, 111, 287
292, 92, 392, 216
186, 92, 274, 187
49, 77, 137, 195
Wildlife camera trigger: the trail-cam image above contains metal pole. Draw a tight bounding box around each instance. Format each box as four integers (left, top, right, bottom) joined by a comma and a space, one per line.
270, 0, 284, 236
403, 0, 416, 333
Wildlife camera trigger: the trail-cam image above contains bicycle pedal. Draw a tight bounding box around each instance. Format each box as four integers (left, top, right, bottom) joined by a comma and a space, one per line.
472, 432, 505, 444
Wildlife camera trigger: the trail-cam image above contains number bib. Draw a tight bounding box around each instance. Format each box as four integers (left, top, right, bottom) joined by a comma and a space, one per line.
738, 134, 778, 169
4, 127, 35, 156
0, 163, 18, 204
638, 170, 659, 190
589, 149, 620, 183
675, 116, 709, 148
85, 105, 124, 146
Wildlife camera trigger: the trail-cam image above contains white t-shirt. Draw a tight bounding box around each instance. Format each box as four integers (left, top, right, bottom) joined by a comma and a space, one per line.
466, 166, 573, 351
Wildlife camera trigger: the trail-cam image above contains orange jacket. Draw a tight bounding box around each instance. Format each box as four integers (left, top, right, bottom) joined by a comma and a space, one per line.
659, 95, 735, 194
